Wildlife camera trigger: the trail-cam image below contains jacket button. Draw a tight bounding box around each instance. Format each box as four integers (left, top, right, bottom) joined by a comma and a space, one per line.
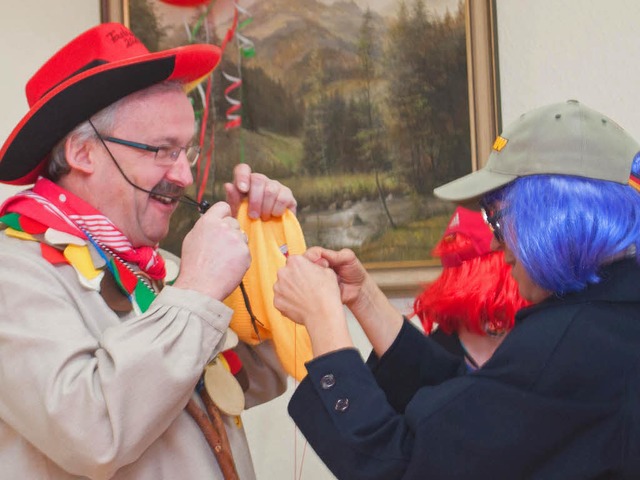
334, 398, 349, 412
320, 374, 336, 389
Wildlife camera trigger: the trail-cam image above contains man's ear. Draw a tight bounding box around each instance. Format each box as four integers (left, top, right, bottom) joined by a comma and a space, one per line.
64, 134, 96, 174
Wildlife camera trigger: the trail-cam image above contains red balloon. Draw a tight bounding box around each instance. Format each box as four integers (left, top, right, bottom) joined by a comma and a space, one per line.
159, 0, 211, 6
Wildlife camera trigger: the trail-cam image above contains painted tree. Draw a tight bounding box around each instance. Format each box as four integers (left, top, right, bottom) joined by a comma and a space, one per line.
357, 7, 395, 227
385, 0, 469, 194
302, 49, 331, 175
128, 0, 166, 52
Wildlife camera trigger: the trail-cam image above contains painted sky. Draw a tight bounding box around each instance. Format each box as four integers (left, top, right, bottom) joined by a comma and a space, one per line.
318, 0, 461, 17
154, 0, 462, 28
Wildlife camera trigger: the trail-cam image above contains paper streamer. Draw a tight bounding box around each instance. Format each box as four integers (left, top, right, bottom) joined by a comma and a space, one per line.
221, 1, 256, 131
223, 71, 243, 130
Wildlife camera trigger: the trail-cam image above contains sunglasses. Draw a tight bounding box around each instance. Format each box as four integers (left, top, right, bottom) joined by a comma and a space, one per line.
480, 200, 505, 242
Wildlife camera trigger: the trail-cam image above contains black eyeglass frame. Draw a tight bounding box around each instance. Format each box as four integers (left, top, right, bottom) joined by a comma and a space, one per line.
480, 200, 505, 243
100, 135, 201, 168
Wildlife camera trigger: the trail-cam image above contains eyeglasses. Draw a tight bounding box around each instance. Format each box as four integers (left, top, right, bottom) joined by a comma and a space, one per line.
100, 135, 200, 167
480, 201, 504, 242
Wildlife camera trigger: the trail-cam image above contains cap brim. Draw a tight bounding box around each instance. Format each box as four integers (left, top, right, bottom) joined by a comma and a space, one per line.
433, 168, 517, 203
0, 44, 220, 185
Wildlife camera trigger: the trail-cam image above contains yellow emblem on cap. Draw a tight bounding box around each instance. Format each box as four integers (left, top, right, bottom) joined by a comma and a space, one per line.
492, 136, 508, 152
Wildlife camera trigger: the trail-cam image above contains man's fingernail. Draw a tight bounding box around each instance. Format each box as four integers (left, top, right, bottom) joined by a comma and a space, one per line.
239, 182, 249, 191
249, 210, 259, 219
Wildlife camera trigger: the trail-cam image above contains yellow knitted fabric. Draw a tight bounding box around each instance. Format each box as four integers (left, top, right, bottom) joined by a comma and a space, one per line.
224, 201, 313, 381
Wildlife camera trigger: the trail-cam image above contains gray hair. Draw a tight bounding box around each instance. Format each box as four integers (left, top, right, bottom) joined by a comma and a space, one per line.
47, 81, 186, 181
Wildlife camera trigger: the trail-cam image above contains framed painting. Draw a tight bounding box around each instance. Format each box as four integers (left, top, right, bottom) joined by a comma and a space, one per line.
101, 0, 500, 295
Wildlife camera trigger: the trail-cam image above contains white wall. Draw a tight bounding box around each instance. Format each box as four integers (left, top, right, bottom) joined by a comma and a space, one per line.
495, 0, 640, 138
0, 0, 100, 198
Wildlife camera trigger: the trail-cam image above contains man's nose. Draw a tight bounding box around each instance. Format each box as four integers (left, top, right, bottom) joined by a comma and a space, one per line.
166, 150, 194, 187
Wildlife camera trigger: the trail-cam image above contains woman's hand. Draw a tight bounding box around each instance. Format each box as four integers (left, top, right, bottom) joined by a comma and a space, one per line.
302, 247, 372, 310
301, 247, 403, 357
274, 254, 353, 356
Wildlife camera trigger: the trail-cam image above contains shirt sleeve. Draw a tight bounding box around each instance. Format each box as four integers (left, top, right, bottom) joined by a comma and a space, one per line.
0, 247, 232, 478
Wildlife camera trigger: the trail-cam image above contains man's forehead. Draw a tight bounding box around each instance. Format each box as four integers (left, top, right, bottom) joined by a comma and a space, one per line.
115, 91, 195, 131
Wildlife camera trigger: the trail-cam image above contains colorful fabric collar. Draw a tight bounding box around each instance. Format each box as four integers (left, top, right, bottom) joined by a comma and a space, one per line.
0, 177, 166, 280
0, 209, 158, 314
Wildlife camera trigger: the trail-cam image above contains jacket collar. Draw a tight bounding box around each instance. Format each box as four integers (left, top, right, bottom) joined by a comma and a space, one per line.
516, 258, 640, 322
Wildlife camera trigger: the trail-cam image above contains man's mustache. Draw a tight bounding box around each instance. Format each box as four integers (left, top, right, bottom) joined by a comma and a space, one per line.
149, 181, 185, 200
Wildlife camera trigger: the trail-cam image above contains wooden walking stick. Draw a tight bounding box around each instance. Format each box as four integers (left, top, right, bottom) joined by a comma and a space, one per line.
185, 397, 240, 480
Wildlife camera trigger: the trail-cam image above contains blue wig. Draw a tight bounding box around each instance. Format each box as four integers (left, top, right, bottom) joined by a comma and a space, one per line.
485, 157, 640, 294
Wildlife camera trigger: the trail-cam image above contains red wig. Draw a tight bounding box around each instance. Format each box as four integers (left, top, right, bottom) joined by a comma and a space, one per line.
413, 209, 529, 336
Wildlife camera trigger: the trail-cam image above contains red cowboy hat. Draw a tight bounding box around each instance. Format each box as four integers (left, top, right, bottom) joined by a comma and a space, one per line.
0, 23, 221, 185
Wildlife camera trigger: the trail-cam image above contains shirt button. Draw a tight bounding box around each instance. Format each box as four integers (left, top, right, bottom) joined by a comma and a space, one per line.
334, 398, 349, 412
320, 374, 336, 389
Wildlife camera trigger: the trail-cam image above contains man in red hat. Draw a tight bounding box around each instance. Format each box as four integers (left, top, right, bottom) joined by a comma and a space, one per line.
0, 23, 295, 479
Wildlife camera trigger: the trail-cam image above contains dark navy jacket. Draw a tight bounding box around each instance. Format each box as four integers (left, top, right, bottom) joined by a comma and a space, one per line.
289, 259, 640, 479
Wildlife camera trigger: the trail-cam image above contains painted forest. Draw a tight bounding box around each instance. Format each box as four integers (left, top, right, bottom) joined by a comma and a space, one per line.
130, 0, 470, 262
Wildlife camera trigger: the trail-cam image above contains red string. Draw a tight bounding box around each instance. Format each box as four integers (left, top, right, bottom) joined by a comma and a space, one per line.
196, 74, 215, 203
194, 1, 242, 200
220, 4, 239, 52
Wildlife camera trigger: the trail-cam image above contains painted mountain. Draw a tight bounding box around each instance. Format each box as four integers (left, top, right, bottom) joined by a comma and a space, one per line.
228, 0, 380, 94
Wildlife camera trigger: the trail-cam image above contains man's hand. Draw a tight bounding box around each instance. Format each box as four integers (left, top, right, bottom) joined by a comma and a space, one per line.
224, 164, 297, 220
173, 201, 250, 300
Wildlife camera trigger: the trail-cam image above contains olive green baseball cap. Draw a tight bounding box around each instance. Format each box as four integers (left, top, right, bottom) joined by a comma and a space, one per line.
434, 99, 640, 202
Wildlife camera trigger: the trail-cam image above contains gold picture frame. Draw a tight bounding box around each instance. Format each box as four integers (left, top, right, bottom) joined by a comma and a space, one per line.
101, 0, 129, 26
101, 0, 500, 296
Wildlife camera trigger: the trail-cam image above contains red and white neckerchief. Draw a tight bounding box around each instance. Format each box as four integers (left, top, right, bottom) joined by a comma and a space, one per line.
0, 177, 166, 280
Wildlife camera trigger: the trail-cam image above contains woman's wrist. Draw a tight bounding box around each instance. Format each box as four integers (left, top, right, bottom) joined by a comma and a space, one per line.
305, 309, 354, 357
350, 275, 398, 324
348, 275, 403, 356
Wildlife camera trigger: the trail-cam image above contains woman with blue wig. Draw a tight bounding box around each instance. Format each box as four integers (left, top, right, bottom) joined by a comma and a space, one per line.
273, 99, 640, 479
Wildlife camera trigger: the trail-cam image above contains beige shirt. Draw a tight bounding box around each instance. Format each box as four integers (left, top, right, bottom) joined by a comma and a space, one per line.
0, 233, 286, 479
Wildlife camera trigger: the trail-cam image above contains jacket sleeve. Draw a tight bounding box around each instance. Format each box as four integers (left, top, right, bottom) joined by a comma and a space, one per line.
287, 320, 465, 479
289, 348, 414, 480
367, 320, 464, 412
288, 308, 628, 480
0, 249, 232, 479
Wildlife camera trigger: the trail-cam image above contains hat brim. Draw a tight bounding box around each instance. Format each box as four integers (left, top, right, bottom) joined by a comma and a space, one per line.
433, 168, 518, 203
0, 44, 220, 185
